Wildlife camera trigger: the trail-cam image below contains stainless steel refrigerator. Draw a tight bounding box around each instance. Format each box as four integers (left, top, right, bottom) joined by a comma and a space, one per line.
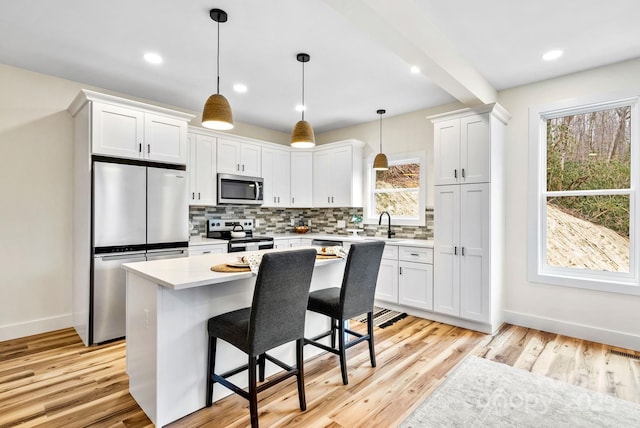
91, 160, 188, 344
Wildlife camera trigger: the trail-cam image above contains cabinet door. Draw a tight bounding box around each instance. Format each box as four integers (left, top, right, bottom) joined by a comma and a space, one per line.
330, 146, 353, 206
312, 150, 332, 207
144, 113, 188, 164
460, 114, 490, 184
216, 138, 241, 174
92, 102, 144, 159
189, 134, 216, 206
375, 258, 398, 303
290, 151, 313, 207
239, 143, 261, 177
433, 185, 460, 316
433, 119, 460, 185
398, 261, 433, 310
262, 147, 290, 207
459, 183, 490, 322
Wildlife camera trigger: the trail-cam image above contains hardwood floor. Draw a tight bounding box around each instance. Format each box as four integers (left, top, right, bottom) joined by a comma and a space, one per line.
1, 317, 638, 427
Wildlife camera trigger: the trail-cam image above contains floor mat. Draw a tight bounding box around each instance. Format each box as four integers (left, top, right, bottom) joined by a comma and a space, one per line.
353, 306, 407, 329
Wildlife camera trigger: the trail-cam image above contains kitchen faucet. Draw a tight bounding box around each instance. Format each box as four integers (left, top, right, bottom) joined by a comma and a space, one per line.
378, 211, 395, 239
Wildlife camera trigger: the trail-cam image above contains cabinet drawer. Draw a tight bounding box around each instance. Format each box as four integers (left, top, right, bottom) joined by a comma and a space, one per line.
381, 244, 399, 260
399, 246, 433, 264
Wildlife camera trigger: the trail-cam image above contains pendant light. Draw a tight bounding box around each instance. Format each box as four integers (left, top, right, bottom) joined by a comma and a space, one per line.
291, 53, 315, 148
373, 109, 389, 170
202, 8, 234, 130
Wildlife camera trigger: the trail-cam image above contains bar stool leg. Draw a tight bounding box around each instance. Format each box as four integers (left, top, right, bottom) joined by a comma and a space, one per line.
248, 355, 259, 428
367, 311, 376, 367
338, 321, 348, 385
295, 338, 307, 411
258, 353, 266, 382
206, 336, 217, 407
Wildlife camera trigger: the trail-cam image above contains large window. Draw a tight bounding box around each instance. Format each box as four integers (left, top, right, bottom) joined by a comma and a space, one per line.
528, 94, 639, 294
365, 153, 426, 226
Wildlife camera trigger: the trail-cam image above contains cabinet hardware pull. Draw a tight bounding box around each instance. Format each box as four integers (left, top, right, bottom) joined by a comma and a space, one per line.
410, 253, 419, 256
139, 143, 142, 153
242, 164, 245, 172
147, 144, 150, 154
236, 164, 240, 171
273, 197, 276, 203
192, 192, 195, 199
454, 246, 457, 255
454, 169, 457, 179
292, 197, 295, 204
331, 196, 334, 203
462, 168, 465, 178
277, 196, 280, 203
328, 197, 330, 203
198, 192, 201, 200
399, 267, 403, 275
461, 247, 465, 256
202, 251, 211, 254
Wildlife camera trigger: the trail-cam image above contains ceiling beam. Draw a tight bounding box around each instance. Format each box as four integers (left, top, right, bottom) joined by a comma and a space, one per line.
322, 0, 497, 106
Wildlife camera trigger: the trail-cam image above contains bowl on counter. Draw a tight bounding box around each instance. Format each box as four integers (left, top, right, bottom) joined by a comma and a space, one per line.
293, 226, 309, 234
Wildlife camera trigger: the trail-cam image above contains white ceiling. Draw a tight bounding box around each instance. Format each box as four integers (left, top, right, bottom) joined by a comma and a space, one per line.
1, 0, 639, 134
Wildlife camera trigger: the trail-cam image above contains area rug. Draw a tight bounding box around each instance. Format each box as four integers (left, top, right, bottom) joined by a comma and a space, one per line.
353, 307, 407, 329
401, 355, 640, 427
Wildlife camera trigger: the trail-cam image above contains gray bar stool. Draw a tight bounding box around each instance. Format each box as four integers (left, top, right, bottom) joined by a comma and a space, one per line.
304, 240, 385, 384
205, 248, 317, 428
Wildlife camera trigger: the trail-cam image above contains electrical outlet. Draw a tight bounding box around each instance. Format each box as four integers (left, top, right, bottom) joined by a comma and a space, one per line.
307, 219, 312, 227
255, 219, 260, 227
337, 220, 346, 228
290, 218, 296, 226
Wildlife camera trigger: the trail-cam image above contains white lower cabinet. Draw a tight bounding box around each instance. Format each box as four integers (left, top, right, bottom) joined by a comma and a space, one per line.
273, 238, 302, 249
433, 183, 490, 323
375, 244, 433, 311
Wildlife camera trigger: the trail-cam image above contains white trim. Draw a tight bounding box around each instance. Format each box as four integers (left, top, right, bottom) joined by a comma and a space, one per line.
364, 151, 426, 226
528, 92, 640, 295
0, 313, 73, 341
505, 310, 640, 352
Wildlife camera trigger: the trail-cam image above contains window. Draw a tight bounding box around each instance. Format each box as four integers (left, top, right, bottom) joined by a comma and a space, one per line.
365, 153, 426, 226
528, 94, 639, 294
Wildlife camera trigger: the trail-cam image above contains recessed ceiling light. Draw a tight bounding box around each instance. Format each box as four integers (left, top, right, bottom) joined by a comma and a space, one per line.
410, 65, 420, 74
144, 52, 163, 64
542, 49, 563, 61
233, 83, 248, 93
295, 104, 306, 112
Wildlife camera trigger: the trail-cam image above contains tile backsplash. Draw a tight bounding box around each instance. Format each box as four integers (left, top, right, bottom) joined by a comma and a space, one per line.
189, 206, 433, 240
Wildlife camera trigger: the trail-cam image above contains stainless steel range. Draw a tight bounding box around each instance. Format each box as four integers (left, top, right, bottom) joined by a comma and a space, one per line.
206, 219, 274, 253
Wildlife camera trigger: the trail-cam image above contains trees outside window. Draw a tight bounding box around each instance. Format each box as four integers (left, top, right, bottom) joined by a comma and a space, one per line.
529, 95, 639, 294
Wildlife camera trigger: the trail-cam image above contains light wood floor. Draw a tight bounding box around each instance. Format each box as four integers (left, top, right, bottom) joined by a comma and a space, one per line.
1, 317, 639, 427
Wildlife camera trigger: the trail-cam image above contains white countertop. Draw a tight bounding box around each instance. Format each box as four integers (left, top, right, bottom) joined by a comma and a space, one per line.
188, 236, 227, 246
123, 247, 345, 290
271, 232, 433, 248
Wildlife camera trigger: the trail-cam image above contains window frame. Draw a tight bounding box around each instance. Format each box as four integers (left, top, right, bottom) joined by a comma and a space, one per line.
528, 92, 640, 295
364, 151, 426, 226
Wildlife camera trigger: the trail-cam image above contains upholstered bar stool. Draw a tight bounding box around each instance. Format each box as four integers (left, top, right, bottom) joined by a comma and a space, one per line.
304, 240, 385, 385
205, 248, 317, 428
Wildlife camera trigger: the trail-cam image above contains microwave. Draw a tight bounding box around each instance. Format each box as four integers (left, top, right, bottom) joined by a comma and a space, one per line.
217, 173, 264, 205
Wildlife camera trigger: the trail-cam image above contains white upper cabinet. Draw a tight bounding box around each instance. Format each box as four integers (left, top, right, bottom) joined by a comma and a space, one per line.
217, 138, 261, 177
261, 146, 291, 207
188, 132, 216, 206
68, 90, 193, 164
312, 140, 364, 207
290, 151, 313, 207
433, 113, 491, 185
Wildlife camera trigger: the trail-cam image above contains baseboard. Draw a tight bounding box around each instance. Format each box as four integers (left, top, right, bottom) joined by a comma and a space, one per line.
505, 310, 640, 352
0, 313, 73, 342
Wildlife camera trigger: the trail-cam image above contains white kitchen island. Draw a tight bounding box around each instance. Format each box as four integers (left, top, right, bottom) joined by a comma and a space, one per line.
122, 247, 345, 427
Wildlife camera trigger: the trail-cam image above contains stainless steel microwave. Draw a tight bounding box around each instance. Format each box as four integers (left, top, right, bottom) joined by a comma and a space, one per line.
217, 173, 264, 205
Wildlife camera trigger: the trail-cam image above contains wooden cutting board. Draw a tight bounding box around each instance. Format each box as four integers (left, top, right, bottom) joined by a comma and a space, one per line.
211, 264, 251, 273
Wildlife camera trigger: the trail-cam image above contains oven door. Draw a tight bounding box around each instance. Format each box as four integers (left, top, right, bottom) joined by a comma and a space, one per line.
218, 173, 263, 205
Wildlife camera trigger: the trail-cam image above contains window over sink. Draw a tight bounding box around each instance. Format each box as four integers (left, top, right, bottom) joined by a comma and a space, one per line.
364, 152, 426, 226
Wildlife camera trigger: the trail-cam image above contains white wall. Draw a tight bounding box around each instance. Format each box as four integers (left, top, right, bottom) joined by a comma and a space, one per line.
0, 63, 288, 340
498, 58, 640, 350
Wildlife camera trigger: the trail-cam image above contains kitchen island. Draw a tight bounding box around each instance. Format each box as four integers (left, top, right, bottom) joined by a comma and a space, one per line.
122, 247, 345, 427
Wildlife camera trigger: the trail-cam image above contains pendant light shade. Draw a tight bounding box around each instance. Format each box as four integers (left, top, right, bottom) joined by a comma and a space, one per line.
291, 53, 315, 148
373, 109, 389, 170
202, 8, 234, 130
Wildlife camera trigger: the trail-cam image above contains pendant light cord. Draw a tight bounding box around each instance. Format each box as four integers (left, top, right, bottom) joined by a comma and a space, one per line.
301, 61, 305, 121
379, 112, 383, 152
216, 19, 220, 94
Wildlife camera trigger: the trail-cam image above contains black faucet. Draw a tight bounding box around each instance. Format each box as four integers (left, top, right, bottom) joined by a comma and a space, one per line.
378, 211, 395, 239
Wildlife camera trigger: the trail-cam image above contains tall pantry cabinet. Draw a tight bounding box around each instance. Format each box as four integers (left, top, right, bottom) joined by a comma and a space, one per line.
430, 103, 510, 334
